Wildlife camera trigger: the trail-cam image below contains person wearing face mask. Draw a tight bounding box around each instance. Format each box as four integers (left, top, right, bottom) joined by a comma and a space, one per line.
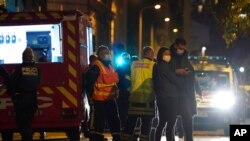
170, 38, 202, 141
121, 47, 155, 141
85, 45, 121, 141
153, 47, 184, 141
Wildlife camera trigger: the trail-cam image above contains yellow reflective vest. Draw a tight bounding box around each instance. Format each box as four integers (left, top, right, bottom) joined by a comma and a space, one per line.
128, 58, 155, 115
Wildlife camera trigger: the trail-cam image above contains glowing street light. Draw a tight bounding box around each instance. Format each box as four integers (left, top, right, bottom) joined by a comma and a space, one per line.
138, 4, 161, 58
154, 4, 161, 9
164, 17, 170, 22
173, 28, 178, 33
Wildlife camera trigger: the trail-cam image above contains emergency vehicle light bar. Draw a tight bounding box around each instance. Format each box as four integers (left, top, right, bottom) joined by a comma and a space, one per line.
188, 56, 230, 65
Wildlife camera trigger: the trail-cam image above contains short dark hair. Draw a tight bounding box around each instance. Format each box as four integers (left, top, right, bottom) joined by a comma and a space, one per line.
89, 54, 97, 63
174, 38, 186, 45
142, 46, 153, 57
97, 45, 109, 56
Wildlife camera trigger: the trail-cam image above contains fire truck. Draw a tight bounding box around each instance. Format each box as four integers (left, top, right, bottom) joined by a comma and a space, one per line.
189, 55, 245, 136
0, 10, 93, 140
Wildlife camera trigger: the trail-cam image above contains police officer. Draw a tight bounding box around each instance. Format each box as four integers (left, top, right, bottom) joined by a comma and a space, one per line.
86, 46, 121, 141
121, 47, 155, 141
11, 47, 41, 141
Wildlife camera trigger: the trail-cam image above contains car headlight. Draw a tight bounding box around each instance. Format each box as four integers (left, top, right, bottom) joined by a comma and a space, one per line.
212, 90, 235, 110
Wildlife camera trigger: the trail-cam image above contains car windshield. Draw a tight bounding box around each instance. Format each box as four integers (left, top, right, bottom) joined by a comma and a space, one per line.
195, 71, 230, 92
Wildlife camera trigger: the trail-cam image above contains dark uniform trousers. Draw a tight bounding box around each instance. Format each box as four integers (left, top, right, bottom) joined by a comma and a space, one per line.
14, 92, 37, 141
121, 115, 153, 141
179, 97, 194, 141
90, 100, 121, 141
117, 90, 130, 129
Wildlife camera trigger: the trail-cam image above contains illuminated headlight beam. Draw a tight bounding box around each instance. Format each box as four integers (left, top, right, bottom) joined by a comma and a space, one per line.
212, 90, 235, 110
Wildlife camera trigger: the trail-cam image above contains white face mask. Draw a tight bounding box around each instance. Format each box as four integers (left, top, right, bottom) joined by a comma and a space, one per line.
163, 55, 171, 62
176, 49, 184, 55
104, 54, 111, 61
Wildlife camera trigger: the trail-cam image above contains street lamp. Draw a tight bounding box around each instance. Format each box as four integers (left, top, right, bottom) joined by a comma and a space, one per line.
164, 17, 170, 22
138, 4, 161, 58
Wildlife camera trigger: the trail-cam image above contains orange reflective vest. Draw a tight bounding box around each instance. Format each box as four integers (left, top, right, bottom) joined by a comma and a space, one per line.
92, 60, 119, 101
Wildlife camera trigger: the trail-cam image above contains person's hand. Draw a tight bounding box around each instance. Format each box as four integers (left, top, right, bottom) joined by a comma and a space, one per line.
176, 68, 189, 75
108, 85, 119, 100
108, 93, 118, 100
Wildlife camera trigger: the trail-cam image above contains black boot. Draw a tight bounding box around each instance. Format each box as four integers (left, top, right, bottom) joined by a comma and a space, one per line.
92, 134, 105, 141
112, 134, 121, 141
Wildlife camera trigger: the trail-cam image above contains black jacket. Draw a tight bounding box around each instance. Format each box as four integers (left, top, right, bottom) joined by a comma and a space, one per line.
153, 61, 183, 99
11, 62, 41, 108
11, 62, 41, 93
170, 49, 201, 115
0, 65, 13, 98
116, 62, 131, 91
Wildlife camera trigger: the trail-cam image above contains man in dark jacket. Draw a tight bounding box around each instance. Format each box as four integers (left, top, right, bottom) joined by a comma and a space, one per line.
0, 66, 10, 92
11, 47, 41, 141
0, 65, 14, 141
170, 38, 202, 141
81, 54, 98, 138
116, 52, 131, 129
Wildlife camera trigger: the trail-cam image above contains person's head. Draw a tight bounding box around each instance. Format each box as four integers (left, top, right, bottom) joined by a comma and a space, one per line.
38, 52, 49, 62
89, 54, 98, 65
22, 47, 34, 62
174, 38, 187, 55
121, 52, 130, 62
142, 46, 154, 60
97, 45, 111, 62
156, 47, 171, 62
131, 55, 139, 62
121, 52, 130, 60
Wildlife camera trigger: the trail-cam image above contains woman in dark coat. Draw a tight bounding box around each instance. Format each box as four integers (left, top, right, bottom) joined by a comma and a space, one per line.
153, 47, 183, 141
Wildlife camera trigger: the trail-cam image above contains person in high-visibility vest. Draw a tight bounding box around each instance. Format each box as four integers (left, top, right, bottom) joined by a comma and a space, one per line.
85, 45, 121, 141
121, 47, 155, 141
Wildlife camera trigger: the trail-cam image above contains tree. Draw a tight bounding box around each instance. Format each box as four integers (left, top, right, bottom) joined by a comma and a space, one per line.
213, 0, 250, 47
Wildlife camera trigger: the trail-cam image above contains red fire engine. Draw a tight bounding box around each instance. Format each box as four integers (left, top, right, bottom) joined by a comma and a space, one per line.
0, 10, 93, 139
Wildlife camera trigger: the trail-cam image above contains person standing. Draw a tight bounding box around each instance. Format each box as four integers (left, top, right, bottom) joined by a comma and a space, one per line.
86, 46, 121, 141
170, 38, 202, 141
0, 65, 14, 141
11, 47, 41, 141
153, 47, 184, 141
116, 52, 131, 130
175, 78, 201, 139
121, 47, 155, 141
81, 54, 98, 138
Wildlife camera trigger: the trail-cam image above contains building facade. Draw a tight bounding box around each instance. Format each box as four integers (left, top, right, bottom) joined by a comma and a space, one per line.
2, 0, 127, 52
